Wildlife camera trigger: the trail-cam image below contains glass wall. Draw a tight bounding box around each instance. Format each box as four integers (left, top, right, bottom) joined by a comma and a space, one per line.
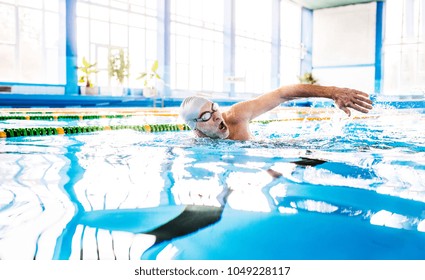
76, 0, 158, 88
0, 0, 305, 97
169, 0, 224, 94
383, 0, 425, 94
280, 0, 302, 85
234, 0, 273, 94
0, 0, 65, 84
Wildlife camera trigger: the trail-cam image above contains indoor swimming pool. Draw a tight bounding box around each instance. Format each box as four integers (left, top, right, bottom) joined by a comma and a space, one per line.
0, 103, 424, 260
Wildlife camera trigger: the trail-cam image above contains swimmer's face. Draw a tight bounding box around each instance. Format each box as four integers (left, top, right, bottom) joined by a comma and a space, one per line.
194, 102, 229, 139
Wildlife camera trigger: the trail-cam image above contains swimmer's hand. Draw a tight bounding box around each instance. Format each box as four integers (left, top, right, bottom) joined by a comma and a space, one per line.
332, 87, 373, 116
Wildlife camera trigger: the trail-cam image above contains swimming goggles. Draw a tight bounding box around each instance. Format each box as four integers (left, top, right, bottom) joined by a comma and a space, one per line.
193, 102, 219, 122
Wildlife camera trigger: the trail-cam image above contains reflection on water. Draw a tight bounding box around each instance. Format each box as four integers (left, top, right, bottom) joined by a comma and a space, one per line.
0, 109, 424, 259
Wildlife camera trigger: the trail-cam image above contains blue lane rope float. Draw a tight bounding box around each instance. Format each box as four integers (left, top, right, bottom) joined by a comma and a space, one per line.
0, 124, 191, 139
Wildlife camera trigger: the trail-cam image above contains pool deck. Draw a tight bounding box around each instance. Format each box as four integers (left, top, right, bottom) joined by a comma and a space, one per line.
0, 93, 186, 108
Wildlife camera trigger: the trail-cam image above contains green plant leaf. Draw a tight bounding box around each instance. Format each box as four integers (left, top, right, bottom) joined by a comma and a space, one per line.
78, 56, 98, 87
82, 56, 90, 68
151, 60, 158, 72
137, 73, 147, 80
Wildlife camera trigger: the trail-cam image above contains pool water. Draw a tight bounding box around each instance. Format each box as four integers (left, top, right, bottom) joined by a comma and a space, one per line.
0, 106, 424, 260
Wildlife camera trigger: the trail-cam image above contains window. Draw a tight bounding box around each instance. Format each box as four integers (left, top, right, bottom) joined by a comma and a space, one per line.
280, 0, 302, 85
0, 0, 306, 97
234, 0, 272, 94
0, 0, 65, 84
76, 0, 157, 88
383, 0, 425, 94
170, 0, 224, 93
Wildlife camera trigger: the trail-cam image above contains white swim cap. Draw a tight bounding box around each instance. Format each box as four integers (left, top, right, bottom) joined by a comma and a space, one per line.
179, 96, 210, 129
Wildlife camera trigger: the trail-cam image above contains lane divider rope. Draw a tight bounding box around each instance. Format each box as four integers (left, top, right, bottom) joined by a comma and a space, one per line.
0, 115, 378, 139
0, 114, 180, 121
0, 124, 190, 138
0, 108, 338, 121
252, 115, 378, 124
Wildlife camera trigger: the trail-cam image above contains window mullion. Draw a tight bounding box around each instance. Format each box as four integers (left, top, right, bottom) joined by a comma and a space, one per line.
271, 0, 280, 89
224, 0, 235, 97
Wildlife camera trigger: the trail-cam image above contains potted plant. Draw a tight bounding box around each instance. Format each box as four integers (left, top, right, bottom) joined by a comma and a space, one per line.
78, 56, 99, 95
137, 60, 162, 97
108, 49, 130, 96
298, 72, 318, 85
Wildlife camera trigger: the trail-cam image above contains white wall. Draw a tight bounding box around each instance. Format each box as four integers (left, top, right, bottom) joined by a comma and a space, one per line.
312, 2, 377, 93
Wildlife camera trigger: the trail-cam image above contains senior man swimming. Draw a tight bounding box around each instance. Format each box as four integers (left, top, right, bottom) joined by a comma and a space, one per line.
179, 84, 373, 141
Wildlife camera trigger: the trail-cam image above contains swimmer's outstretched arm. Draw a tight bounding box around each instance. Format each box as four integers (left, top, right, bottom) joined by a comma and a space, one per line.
276, 84, 373, 116
230, 84, 373, 122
